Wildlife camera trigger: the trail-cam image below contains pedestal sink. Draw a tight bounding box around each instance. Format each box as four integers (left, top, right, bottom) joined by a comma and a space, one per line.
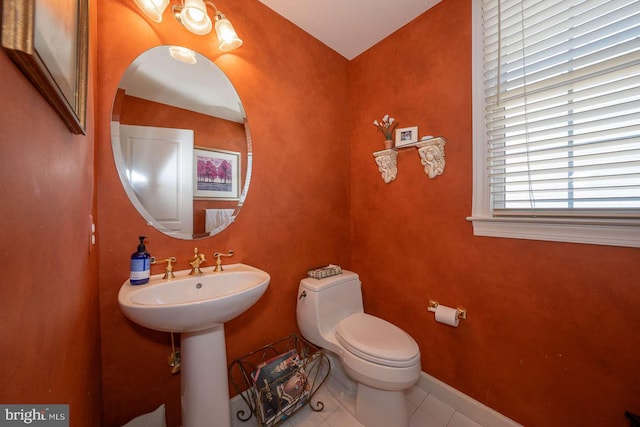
118, 263, 270, 427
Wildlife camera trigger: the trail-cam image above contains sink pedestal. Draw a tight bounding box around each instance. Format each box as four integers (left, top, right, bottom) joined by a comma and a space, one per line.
181, 325, 230, 427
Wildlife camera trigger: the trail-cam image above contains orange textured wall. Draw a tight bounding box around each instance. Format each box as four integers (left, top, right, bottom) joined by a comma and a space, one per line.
119, 95, 246, 155
348, 1, 640, 426
0, 2, 102, 426
96, 1, 350, 426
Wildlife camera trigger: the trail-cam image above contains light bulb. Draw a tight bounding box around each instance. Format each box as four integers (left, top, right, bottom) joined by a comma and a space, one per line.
180, 0, 212, 35
133, 0, 170, 23
214, 15, 243, 52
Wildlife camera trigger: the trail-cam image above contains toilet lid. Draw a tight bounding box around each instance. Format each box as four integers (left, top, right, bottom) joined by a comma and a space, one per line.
335, 313, 420, 368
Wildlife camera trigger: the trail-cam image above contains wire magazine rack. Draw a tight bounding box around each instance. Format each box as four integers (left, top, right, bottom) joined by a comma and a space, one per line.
228, 334, 331, 426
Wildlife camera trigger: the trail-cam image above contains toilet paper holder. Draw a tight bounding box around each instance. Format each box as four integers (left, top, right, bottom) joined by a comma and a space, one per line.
427, 300, 467, 320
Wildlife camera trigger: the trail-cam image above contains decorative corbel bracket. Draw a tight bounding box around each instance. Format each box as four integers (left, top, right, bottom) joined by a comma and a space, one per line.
373, 148, 398, 183
416, 137, 446, 179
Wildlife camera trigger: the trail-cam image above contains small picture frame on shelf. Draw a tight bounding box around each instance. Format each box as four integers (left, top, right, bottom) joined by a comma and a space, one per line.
395, 126, 418, 147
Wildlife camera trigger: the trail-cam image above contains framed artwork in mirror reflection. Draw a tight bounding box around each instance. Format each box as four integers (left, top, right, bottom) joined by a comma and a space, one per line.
1, 0, 88, 134
194, 147, 241, 200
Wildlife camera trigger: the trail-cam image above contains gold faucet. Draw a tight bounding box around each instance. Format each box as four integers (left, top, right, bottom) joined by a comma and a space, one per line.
212, 250, 234, 272
152, 257, 177, 280
188, 248, 206, 275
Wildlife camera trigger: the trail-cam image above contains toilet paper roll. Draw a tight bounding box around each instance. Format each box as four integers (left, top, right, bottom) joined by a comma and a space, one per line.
435, 305, 459, 327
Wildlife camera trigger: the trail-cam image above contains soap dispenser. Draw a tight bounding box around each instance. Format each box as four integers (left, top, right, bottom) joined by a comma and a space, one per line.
130, 236, 151, 285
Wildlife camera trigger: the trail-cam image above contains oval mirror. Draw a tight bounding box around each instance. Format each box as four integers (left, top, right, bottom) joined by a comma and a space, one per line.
111, 46, 251, 240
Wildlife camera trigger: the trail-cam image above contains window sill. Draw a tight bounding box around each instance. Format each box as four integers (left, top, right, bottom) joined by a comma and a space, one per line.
467, 216, 640, 248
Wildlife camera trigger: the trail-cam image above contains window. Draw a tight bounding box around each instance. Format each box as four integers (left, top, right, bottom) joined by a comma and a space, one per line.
470, 0, 640, 247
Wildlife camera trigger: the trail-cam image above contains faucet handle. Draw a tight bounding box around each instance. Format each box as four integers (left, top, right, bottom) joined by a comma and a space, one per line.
212, 250, 234, 272
152, 257, 177, 280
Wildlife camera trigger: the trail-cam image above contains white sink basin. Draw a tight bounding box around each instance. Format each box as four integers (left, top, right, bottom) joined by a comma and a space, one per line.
118, 263, 270, 332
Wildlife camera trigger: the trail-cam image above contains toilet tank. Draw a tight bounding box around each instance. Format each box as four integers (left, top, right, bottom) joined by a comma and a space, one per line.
296, 270, 364, 348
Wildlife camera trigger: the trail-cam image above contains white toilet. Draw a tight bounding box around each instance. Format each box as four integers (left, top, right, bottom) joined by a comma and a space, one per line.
296, 270, 421, 427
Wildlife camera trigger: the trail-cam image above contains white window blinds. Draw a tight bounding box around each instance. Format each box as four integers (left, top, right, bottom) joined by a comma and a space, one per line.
481, 0, 640, 218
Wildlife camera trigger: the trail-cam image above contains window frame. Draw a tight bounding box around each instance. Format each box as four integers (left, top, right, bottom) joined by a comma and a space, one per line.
468, 0, 640, 248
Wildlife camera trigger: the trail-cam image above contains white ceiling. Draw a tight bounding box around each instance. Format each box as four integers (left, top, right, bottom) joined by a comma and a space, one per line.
119, 47, 245, 122
257, 0, 442, 60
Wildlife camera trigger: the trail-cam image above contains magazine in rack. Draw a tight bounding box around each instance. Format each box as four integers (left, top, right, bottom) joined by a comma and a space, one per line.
251, 349, 311, 424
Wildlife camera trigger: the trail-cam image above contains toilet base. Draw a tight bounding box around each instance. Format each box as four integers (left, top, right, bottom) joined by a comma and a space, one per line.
326, 352, 358, 396
355, 383, 409, 427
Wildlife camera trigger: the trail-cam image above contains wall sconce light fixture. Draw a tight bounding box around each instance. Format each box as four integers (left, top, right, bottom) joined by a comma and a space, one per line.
133, 0, 243, 52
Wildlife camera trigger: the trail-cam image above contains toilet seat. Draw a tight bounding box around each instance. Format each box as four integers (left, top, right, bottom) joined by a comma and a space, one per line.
335, 313, 420, 368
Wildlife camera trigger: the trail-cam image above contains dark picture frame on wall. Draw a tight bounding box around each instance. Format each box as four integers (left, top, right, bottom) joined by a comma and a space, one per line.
1, 0, 89, 135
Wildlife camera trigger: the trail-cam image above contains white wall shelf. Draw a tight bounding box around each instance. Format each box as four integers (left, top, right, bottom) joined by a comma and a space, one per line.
372, 136, 446, 183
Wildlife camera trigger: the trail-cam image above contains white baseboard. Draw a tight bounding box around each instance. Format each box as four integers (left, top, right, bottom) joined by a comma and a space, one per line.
230, 370, 523, 427
416, 372, 523, 427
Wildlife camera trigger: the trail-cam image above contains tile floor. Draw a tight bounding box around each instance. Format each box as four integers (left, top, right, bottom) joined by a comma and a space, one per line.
231, 377, 484, 427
